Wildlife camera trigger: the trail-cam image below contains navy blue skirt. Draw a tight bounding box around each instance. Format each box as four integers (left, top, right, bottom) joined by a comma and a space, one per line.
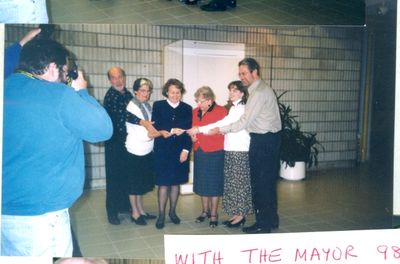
193, 148, 224, 196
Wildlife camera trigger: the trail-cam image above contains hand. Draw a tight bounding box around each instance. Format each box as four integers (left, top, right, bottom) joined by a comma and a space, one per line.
148, 130, 161, 139
208, 127, 220, 135
70, 70, 87, 91
171, 128, 185, 136
190, 134, 197, 142
179, 151, 189, 163
160, 130, 172, 138
186, 126, 199, 136
19, 28, 41, 46
139, 120, 160, 138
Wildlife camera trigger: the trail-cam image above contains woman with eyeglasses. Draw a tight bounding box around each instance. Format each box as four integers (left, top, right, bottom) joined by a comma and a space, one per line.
187, 81, 252, 228
125, 78, 157, 226
190, 86, 227, 228
151, 78, 193, 229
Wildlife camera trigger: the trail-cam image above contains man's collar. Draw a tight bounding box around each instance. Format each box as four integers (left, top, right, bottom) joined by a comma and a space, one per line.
111, 86, 126, 93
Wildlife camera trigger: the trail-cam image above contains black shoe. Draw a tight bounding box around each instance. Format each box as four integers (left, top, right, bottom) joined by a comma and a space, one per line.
169, 212, 181, 224
131, 215, 147, 225
200, 1, 227, 11
108, 215, 120, 225
185, 0, 198, 5
195, 211, 210, 223
227, 217, 245, 228
226, 0, 236, 7
242, 223, 271, 234
209, 215, 218, 228
141, 212, 157, 220
155, 217, 165, 229
222, 220, 232, 226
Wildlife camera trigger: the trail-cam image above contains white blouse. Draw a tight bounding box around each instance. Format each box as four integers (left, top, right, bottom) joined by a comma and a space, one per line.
199, 100, 250, 152
125, 100, 154, 156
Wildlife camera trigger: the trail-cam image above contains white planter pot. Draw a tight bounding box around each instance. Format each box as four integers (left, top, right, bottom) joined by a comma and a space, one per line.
280, 161, 306, 181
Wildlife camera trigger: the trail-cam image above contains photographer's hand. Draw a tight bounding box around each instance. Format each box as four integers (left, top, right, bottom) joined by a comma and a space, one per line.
19, 28, 41, 46
71, 70, 87, 91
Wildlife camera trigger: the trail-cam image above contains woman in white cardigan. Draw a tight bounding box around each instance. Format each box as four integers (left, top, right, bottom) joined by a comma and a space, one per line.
125, 78, 157, 225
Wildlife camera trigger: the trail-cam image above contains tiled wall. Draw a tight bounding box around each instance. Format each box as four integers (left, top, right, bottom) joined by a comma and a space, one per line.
5, 24, 365, 189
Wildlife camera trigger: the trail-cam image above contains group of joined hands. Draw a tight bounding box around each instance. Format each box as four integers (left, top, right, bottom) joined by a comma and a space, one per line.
140, 120, 222, 140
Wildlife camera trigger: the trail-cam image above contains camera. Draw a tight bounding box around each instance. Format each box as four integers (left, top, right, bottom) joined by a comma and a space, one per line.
67, 61, 79, 81
37, 24, 56, 39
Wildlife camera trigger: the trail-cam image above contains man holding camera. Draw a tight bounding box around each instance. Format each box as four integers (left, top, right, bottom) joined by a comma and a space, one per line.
2, 38, 113, 256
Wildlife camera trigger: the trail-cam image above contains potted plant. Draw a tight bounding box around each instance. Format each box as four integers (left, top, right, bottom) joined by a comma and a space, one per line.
276, 91, 323, 180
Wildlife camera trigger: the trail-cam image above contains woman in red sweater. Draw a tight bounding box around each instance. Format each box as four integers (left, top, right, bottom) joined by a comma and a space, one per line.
191, 86, 227, 228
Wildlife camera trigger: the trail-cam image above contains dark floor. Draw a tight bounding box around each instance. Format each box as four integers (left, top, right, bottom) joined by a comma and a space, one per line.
70, 162, 393, 258
48, 0, 365, 25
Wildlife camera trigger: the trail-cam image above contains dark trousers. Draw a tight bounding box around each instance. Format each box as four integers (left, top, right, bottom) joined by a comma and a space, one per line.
249, 132, 281, 229
105, 141, 131, 218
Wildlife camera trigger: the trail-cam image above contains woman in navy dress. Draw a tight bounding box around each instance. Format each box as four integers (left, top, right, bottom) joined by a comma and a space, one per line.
152, 78, 192, 229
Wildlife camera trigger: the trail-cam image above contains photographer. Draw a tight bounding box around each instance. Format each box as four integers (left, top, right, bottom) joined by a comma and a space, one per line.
2, 38, 113, 256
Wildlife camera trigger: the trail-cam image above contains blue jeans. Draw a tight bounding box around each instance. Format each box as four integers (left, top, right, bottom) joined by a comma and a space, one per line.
1, 208, 73, 257
0, 0, 48, 23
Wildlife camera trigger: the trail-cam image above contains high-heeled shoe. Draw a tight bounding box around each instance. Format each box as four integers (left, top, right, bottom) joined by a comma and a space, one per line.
226, 217, 245, 228
141, 212, 157, 220
195, 211, 210, 223
209, 215, 218, 228
169, 212, 181, 224
131, 215, 147, 225
155, 217, 165, 229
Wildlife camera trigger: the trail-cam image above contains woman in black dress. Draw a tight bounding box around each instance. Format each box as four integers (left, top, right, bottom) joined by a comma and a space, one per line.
152, 79, 192, 229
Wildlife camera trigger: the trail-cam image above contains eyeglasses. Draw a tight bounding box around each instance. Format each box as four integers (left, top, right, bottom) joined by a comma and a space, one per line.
195, 99, 208, 104
138, 89, 151, 94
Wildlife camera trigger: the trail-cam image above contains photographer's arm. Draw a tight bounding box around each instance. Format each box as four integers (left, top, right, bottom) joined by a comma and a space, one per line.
61, 71, 113, 143
4, 28, 41, 78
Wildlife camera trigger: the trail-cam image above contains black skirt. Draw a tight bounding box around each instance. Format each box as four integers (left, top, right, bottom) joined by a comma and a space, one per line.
126, 152, 155, 195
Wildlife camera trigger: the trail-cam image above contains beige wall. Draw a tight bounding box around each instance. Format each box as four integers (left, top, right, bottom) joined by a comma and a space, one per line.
5, 24, 365, 189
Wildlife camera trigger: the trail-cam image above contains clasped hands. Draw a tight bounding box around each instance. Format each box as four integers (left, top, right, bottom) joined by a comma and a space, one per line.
139, 120, 187, 139
186, 126, 221, 136
141, 120, 222, 139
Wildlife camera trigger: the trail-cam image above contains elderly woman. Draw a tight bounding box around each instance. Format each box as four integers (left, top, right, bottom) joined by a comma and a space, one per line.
125, 78, 156, 225
191, 86, 227, 228
187, 81, 252, 227
152, 79, 192, 229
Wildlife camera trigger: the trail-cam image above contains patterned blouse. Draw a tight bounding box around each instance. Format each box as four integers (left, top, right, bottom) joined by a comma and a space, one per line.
103, 87, 134, 142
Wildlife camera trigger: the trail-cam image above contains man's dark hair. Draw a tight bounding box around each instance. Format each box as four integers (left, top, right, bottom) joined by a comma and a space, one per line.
238, 57, 260, 76
18, 38, 69, 75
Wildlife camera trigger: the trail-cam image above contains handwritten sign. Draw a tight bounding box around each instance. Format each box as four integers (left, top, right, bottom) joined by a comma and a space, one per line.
165, 229, 400, 264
